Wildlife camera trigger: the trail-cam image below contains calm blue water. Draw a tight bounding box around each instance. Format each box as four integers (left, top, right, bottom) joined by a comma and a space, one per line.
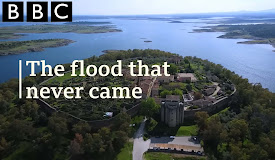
0, 18, 275, 92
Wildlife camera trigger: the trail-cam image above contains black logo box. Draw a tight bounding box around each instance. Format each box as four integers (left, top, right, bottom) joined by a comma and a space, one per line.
2, 1, 72, 22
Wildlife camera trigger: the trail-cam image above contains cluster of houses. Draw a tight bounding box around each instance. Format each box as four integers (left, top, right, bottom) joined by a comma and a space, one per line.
136, 72, 199, 127
121, 61, 235, 127
202, 85, 217, 96
131, 71, 219, 127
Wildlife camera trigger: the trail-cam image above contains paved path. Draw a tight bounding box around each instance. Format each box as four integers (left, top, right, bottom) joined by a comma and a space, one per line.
146, 76, 157, 98
132, 76, 156, 160
210, 82, 221, 97
133, 119, 150, 160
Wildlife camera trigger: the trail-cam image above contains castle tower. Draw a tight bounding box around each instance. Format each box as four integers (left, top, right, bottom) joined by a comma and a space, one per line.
161, 95, 184, 127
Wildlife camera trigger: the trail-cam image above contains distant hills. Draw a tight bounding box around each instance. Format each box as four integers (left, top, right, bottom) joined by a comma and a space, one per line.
167, 9, 275, 19
259, 8, 275, 13
183, 8, 275, 16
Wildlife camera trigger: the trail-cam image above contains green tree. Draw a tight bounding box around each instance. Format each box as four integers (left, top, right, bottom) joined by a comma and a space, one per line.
168, 63, 178, 75
173, 89, 183, 96
98, 127, 111, 142
113, 131, 128, 151
6, 119, 36, 141
160, 90, 172, 98
92, 133, 105, 154
20, 100, 39, 120
195, 111, 209, 133
0, 100, 9, 114
23, 76, 36, 87
202, 117, 223, 153
82, 133, 95, 155
48, 114, 68, 136
140, 98, 160, 118
146, 118, 158, 132
186, 84, 192, 92
98, 127, 114, 154
228, 119, 249, 142
194, 92, 202, 100
0, 137, 9, 157
72, 122, 91, 135
113, 112, 131, 134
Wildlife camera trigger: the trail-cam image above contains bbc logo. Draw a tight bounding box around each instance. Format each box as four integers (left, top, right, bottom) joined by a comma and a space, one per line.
2, 1, 72, 22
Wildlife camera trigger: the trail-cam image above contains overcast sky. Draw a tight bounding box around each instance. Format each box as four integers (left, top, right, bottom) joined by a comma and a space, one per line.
1, 0, 275, 15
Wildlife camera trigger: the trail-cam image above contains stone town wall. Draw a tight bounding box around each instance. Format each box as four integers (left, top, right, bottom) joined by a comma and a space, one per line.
184, 93, 235, 121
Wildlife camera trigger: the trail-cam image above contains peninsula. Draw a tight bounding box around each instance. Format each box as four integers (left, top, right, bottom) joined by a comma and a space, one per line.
0, 39, 74, 55
193, 24, 275, 52
0, 24, 122, 39
0, 33, 23, 39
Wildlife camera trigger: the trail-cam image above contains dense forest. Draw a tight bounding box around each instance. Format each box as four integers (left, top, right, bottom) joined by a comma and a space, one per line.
188, 56, 275, 160
0, 78, 131, 159
0, 49, 274, 160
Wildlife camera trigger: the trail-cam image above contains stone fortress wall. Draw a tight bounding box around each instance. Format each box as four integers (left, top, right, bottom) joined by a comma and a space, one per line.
184, 90, 236, 121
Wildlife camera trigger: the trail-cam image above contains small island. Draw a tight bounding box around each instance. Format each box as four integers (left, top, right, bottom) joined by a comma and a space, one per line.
144, 40, 152, 43
0, 39, 75, 55
193, 24, 275, 52
169, 20, 184, 23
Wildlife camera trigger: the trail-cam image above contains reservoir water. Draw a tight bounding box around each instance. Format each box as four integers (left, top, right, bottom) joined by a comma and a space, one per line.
0, 17, 274, 92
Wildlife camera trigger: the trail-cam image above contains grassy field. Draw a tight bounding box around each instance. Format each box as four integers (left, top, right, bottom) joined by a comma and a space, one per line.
0, 39, 74, 55
45, 71, 73, 85
116, 142, 133, 160
45, 69, 84, 85
176, 125, 198, 136
145, 152, 172, 160
144, 152, 205, 160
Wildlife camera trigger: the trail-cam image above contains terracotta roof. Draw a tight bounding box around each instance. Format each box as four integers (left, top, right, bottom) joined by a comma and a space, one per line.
157, 75, 174, 82
177, 73, 197, 82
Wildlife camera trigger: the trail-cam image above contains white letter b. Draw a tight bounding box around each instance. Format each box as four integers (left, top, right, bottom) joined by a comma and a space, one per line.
9, 4, 19, 19
33, 4, 43, 19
